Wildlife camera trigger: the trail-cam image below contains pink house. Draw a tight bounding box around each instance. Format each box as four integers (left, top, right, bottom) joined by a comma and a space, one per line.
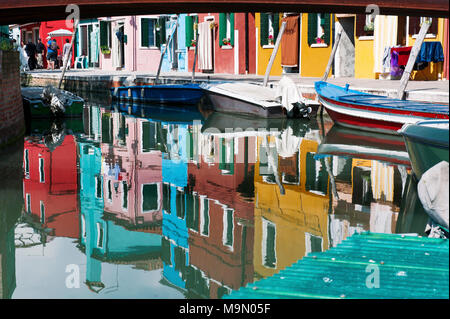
97, 15, 164, 72
100, 110, 163, 233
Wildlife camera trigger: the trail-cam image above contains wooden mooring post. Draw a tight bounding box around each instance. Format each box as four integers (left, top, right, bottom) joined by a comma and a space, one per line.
263, 21, 287, 87
397, 20, 431, 100
156, 20, 178, 84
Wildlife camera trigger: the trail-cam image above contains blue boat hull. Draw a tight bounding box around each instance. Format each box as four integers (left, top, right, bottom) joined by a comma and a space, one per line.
111, 84, 204, 105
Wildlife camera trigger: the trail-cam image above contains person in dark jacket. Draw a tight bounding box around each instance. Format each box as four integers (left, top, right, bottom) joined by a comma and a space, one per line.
24, 40, 37, 70
36, 38, 45, 69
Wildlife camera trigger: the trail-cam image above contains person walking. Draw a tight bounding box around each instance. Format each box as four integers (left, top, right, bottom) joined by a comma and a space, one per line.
36, 38, 45, 69
24, 40, 37, 71
46, 36, 55, 70
62, 38, 72, 70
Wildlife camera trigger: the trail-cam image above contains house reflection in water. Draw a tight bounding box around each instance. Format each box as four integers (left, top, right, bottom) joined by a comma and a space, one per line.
78, 110, 165, 293
253, 127, 330, 279
22, 133, 80, 241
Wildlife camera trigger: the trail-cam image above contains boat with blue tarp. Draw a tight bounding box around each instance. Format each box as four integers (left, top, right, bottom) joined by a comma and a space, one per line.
315, 81, 449, 134
110, 83, 204, 105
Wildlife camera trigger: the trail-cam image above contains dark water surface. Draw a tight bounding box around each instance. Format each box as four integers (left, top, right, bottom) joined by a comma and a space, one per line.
0, 99, 430, 299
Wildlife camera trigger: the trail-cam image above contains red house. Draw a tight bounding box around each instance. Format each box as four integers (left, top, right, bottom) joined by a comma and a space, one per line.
23, 135, 79, 238
19, 20, 75, 68
186, 13, 256, 75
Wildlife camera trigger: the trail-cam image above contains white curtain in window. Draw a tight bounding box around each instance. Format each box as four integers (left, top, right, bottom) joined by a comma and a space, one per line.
373, 15, 398, 74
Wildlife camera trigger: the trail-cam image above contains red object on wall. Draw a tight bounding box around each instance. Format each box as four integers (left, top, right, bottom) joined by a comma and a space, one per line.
391, 46, 412, 66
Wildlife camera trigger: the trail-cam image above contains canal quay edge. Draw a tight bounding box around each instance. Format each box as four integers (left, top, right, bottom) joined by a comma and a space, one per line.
20, 70, 449, 104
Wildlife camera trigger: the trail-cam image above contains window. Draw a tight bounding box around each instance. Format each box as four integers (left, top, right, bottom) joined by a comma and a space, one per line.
122, 181, 128, 210
262, 219, 276, 268
81, 214, 86, 238
142, 183, 160, 212
107, 180, 112, 202
141, 121, 157, 152
260, 13, 279, 47
307, 13, 331, 46
219, 13, 235, 46
40, 201, 45, 224
141, 17, 167, 48
200, 196, 209, 236
97, 222, 104, 248
223, 208, 234, 248
26, 194, 31, 213
305, 154, 328, 195
99, 20, 111, 51
24, 149, 29, 177
39, 158, 45, 183
305, 233, 323, 255
219, 138, 234, 175
356, 14, 375, 38
176, 187, 185, 219
95, 176, 102, 199
409, 16, 438, 36
163, 183, 171, 214
186, 193, 199, 232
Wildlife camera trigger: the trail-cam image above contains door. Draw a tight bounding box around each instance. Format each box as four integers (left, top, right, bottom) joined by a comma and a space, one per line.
335, 16, 355, 78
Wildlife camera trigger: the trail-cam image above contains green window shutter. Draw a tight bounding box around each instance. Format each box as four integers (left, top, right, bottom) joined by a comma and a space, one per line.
141, 18, 149, 47
230, 13, 235, 46
185, 15, 193, 47
273, 13, 280, 40
100, 21, 108, 47
157, 16, 166, 48
307, 13, 317, 46
219, 13, 226, 46
260, 13, 268, 46
322, 14, 331, 45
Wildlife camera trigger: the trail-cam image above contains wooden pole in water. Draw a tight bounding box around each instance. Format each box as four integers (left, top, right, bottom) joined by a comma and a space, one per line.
321, 28, 343, 82
58, 21, 78, 90
397, 21, 431, 100
191, 25, 199, 83
156, 20, 178, 84
263, 21, 287, 87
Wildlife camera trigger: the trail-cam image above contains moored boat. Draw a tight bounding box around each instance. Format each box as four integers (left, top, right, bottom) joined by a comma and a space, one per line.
110, 83, 204, 105
22, 86, 84, 118
315, 81, 449, 134
201, 79, 319, 119
398, 120, 449, 180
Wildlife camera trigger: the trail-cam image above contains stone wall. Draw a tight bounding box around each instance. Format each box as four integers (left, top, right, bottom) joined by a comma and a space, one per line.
0, 50, 25, 148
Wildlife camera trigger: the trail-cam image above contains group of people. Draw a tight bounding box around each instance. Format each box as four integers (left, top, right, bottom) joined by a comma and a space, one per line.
17, 36, 72, 71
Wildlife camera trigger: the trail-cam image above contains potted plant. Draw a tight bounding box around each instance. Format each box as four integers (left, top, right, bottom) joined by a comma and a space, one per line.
100, 45, 111, 55
364, 22, 374, 32
190, 39, 197, 47
222, 38, 231, 46
315, 36, 324, 44
268, 35, 274, 45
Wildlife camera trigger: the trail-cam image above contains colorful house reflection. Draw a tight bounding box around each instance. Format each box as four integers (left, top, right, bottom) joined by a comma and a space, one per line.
22, 134, 79, 239
78, 138, 163, 293
253, 131, 330, 279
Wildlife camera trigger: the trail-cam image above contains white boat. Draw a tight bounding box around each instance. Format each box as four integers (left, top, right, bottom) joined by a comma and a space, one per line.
201, 77, 319, 118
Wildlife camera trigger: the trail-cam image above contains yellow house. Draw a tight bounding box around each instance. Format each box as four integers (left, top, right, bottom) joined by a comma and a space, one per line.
255, 13, 333, 78
353, 14, 446, 79
253, 136, 330, 279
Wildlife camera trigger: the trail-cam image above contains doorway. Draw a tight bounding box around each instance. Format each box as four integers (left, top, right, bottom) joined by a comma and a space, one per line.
335, 15, 355, 78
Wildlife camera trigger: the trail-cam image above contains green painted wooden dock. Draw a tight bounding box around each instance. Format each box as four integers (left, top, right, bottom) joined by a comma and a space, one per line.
225, 232, 449, 299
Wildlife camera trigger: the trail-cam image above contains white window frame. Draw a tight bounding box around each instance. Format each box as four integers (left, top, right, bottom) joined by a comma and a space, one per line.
412, 17, 437, 38
81, 214, 86, 238
199, 195, 210, 237
96, 222, 104, 248
139, 17, 159, 49
24, 149, 30, 178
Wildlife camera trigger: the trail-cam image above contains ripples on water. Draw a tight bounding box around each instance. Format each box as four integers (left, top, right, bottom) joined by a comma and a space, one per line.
0, 98, 430, 299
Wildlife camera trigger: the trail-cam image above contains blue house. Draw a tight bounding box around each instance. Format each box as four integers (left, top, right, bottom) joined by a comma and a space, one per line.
161, 14, 188, 73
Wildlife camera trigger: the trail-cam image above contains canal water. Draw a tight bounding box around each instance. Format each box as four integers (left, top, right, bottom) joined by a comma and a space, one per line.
0, 98, 431, 299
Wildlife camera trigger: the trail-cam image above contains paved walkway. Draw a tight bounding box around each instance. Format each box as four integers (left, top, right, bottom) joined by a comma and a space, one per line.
24, 69, 449, 103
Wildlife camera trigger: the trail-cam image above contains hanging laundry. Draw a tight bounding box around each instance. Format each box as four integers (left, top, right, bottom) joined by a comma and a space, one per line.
391, 46, 412, 66
416, 41, 444, 63
390, 50, 403, 78
281, 15, 299, 67
197, 21, 213, 70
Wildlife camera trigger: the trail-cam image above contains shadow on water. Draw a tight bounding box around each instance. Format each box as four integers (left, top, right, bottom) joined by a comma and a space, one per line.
0, 97, 440, 299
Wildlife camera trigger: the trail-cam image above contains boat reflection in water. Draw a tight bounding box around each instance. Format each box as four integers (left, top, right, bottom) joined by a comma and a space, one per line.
3, 102, 431, 299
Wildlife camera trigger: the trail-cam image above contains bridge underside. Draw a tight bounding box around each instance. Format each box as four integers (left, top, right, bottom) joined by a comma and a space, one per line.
1, 1, 448, 25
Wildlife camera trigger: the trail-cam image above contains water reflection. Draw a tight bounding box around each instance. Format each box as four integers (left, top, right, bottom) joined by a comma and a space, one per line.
1, 101, 432, 299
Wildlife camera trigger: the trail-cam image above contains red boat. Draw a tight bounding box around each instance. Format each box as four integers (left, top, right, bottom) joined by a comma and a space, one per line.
315, 81, 449, 134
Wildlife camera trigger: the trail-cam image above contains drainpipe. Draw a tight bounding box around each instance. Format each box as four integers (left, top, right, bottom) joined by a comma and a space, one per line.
133, 16, 137, 72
